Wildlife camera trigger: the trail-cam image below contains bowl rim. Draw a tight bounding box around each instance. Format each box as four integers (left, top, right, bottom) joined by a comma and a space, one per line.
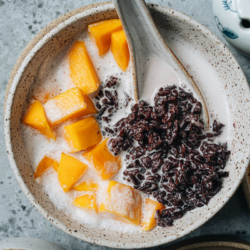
4, 2, 250, 249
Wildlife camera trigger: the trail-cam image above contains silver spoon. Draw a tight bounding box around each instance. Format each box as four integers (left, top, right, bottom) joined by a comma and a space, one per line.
112, 0, 209, 129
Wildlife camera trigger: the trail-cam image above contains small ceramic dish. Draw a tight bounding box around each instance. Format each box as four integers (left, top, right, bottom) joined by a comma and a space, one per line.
213, 0, 250, 57
4, 2, 250, 248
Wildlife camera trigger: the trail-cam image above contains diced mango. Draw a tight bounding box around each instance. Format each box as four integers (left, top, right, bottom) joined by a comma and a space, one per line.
141, 198, 165, 231
44, 88, 97, 126
34, 92, 53, 104
58, 153, 88, 192
52, 161, 59, 172
33, 85, 58, 105
22, 100, 55, 140
64, 116, 102, 153
84, 95, 97, 114
74, 181, 98, 192
73, 194, 97, 212
88, 19, 123, 56
83, 138, 120, 180
34, 156, 54, 179
69, 41, 100, 95
111, 30, 130, 71
99, 180, 141, 225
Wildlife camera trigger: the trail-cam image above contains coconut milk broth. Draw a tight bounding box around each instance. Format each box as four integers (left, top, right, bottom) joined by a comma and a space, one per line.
21, 29, 230, 232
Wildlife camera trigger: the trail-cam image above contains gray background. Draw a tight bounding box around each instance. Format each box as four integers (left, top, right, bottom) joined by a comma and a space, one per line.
0, 0, 250, 249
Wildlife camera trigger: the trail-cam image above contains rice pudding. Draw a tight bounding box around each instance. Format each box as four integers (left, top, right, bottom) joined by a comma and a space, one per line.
21, 19, 230, 232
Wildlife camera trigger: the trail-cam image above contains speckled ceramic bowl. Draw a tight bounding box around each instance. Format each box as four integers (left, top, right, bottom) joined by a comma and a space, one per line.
4, 2, 250, 249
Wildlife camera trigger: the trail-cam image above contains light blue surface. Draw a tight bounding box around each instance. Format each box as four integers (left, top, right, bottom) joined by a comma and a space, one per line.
0, 237, 65, 250
0, 1, 250, 249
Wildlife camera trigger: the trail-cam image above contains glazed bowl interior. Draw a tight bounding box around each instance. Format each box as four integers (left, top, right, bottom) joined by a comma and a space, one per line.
4, 2, 250, 249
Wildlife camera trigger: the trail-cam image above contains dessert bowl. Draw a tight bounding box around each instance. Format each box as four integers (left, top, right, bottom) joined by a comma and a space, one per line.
4, 2, 250, 248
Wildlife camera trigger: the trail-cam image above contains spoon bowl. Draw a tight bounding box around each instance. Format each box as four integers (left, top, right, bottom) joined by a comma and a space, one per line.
113, 0, 209, 129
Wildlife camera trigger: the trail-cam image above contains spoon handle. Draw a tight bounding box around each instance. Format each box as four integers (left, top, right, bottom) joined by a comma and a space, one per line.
112, 0, 163, 52
113, 0, 164, 101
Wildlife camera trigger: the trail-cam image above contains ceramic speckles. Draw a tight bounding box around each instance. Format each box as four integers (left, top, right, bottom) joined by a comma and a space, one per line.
213, 0, 250, 57
4, 2, 250, 249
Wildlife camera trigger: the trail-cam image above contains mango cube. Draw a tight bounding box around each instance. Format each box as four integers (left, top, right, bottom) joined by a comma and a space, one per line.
52, 161, 59, 172
141, 198, 165, 231
111, 30, 130, 71
44, 87, 97, 126
22, 100, 55, 140
73, 194, 97, 212
83, 138, 120, 180
64, 116, 102, 153
88, 19, 123, 55
58, 153, 88, 192
84, 95, 97, 115
34, 156, 54, 179
74, 181, 98, 192
34, 91, 53, 105
99, 180, 141, 225
69, 41, 100, 95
